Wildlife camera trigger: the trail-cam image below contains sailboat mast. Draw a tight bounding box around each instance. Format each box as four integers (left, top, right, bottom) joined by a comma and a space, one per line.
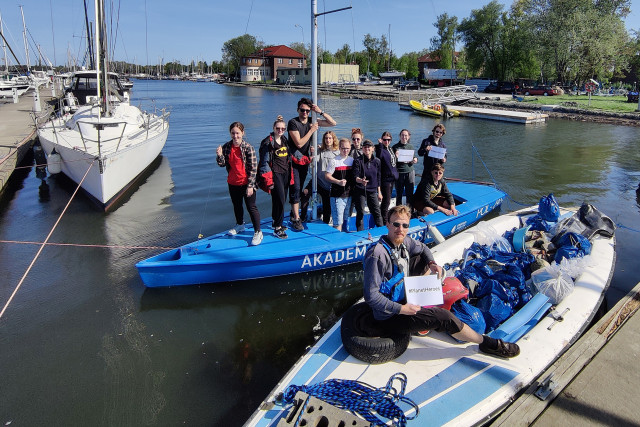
0, 12, 8, 74
311, 0, 318, 218
94, 0, 102, 111
84, 0, 94, 69
20, 6, 30, 73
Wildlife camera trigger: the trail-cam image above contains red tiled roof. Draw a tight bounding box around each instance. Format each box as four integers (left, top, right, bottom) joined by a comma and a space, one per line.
250, 45, 304, 59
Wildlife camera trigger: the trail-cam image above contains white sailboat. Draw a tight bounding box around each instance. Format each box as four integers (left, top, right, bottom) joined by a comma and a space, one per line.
36, 0, 169, 210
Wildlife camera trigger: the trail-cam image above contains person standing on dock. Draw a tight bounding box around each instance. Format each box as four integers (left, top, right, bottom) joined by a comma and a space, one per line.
217, 122, 263, 246
392, 129, 418, 207
418, 124, 447, 178
376, 131, 399, 224
363, 204, 520, 358
287, 97, 336, 230
259, 115, 291, 239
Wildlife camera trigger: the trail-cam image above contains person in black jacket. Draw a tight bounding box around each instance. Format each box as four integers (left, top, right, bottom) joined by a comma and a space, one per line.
417, 123, 447, 175
259, 115, 291, 239
352, 139, 383, 231
413, 163, 458, 216
375, 131, 399, 224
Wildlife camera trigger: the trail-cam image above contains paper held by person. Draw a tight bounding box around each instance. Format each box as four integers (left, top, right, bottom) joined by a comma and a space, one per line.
404, 275, 444, 306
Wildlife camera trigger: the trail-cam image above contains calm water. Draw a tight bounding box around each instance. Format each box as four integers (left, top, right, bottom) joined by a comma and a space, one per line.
1, 81, 639, 426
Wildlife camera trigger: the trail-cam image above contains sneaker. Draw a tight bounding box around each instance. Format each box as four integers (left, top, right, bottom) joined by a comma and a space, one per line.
251, 230, 263, 245
290, 218, 304, 231
228, 223, 245, 235
479, 338, 520, 358
274, 227, 288, 239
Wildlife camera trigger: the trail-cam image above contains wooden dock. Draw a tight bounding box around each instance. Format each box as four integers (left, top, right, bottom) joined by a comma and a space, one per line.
0, 89, 54, 195
493, 281, 640, 426
451, 105, 548, 124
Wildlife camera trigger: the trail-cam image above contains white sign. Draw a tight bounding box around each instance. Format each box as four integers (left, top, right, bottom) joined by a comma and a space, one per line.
396, 149, 414, 163
404, 275, 443, 306
428, 146, 447, 159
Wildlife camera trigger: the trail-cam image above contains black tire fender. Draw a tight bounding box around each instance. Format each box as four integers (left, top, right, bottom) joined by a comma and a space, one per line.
340, 302, 410, 364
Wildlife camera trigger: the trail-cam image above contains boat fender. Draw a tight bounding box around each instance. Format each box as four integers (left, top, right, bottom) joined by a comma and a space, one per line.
47, 149, 62, 174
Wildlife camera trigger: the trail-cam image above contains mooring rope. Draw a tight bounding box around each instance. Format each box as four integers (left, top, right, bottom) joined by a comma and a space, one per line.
278, 372, 419, 427
0, 240, 175, 250
0, 162, 94, 320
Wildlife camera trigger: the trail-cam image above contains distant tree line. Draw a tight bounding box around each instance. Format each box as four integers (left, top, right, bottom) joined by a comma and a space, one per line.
113, 0, 638, 87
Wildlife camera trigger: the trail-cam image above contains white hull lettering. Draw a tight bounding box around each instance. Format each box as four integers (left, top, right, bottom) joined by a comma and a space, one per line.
301, 245, 368, 269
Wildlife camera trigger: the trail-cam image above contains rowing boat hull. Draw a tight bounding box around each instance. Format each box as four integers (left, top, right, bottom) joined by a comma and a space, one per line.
244, 206, 615, 427
136, 182, 505, 287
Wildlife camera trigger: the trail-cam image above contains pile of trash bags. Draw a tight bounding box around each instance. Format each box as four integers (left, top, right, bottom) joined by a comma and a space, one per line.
449, 194, 615, 334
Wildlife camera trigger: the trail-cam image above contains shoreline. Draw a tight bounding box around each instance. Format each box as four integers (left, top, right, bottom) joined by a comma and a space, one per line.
224, 81, 640, 127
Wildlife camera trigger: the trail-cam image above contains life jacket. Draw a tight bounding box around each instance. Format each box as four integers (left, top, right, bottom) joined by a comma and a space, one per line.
377, 238, 407, 303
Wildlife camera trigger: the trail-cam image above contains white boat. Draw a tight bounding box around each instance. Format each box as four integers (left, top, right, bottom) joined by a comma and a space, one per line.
0, 77, 30, 98
245, 204, 616, 427
36, 0, 169, 210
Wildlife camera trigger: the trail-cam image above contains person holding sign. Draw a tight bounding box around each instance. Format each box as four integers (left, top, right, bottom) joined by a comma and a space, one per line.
392, 129, 418, 207
413, 163, 458, 216
362, 205, 520, 358
418, 123, 447, 175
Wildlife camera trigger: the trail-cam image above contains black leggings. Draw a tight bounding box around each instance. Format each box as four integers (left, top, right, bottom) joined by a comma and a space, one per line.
228, 184, 261, 231
300, 182, 331, 223
354, 188, 383, 231
380, 181, 394, 224
271, 172, 288, 228
395, 171, 414, 207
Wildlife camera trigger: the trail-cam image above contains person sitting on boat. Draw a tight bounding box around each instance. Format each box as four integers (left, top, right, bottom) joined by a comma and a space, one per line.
392, 129, 418, 207
413, 163, 458, 216
350, 128, 364, 159
258, 115, 291, 239
376, 131, 399, 224
216, 122, 263, 245
325, 138, 355, 231
363, 204, 520, 358
418, 123, 447, 174
352, 139, 383, 231
299, 130, 339, 224
287, 97, 336, 231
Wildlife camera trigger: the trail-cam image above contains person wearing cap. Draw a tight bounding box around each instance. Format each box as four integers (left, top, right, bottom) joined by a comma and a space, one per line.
352, 139, 383, 231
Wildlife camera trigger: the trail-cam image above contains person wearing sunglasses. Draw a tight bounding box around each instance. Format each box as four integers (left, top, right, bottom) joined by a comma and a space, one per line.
258, 115, 292, 239
375, 131, 399, 224
362, 204, 520, 359
417, 123, 447, 176
349, 128, 364, 159
413, 163, 458, 216
287, 97, 336, 231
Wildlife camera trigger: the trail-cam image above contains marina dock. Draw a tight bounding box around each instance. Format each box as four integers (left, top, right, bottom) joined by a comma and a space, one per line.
0, 90, 54, 194
451, 104, 548, 124
494, 281, 640, 426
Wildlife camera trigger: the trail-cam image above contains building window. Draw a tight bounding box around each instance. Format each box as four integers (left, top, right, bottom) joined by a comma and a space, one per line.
298, 60, 302, 68
289, 59, 293, 65
278, 58, 283, 64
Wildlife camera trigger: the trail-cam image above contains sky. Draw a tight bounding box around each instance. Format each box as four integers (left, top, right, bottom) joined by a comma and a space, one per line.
2, 0, 640, 68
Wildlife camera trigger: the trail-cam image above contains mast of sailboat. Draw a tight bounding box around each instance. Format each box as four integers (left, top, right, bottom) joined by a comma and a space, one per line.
20, 6, 30, 74
83, 0, 94, 70
0, 11, 8, 74
310, 0, 351, 220
94, 0, 111, 115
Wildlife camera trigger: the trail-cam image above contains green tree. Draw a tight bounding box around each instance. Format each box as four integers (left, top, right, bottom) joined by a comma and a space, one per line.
222, 34, 259, 77
430, 13, 458, 70
335, 44, 352, 64
289, 42, 310, 61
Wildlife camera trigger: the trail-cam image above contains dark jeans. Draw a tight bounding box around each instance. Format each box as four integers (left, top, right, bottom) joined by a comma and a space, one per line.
271, 172, 288, 228
380, 181, 394, 224
376, 307, 464, 335
228, 184, 261, 231
353, 188, 383, 231
289, 163, 309, 205
395, 171, 414, 207
300, 182, 331, 223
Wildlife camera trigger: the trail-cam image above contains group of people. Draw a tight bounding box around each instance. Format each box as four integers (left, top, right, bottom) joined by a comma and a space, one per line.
216, 97, 520, 359
216, 98, 459, 245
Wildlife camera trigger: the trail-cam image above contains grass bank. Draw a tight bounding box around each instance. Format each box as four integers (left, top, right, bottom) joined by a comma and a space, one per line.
495, 94, 639, 113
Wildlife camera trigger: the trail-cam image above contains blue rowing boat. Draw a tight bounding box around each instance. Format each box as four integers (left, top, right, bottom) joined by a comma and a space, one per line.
135, 181, 505, 287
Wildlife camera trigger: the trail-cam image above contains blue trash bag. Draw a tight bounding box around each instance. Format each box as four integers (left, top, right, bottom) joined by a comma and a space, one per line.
451, 300, 486, 335
476, 293, 513, 332
526, 215, 552, 232
554, 231, 592, 263
539, 193, 560, 222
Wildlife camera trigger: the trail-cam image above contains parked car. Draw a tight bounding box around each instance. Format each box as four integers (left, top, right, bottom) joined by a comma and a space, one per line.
484, 81, 520, 94
523, 85, 559, 96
